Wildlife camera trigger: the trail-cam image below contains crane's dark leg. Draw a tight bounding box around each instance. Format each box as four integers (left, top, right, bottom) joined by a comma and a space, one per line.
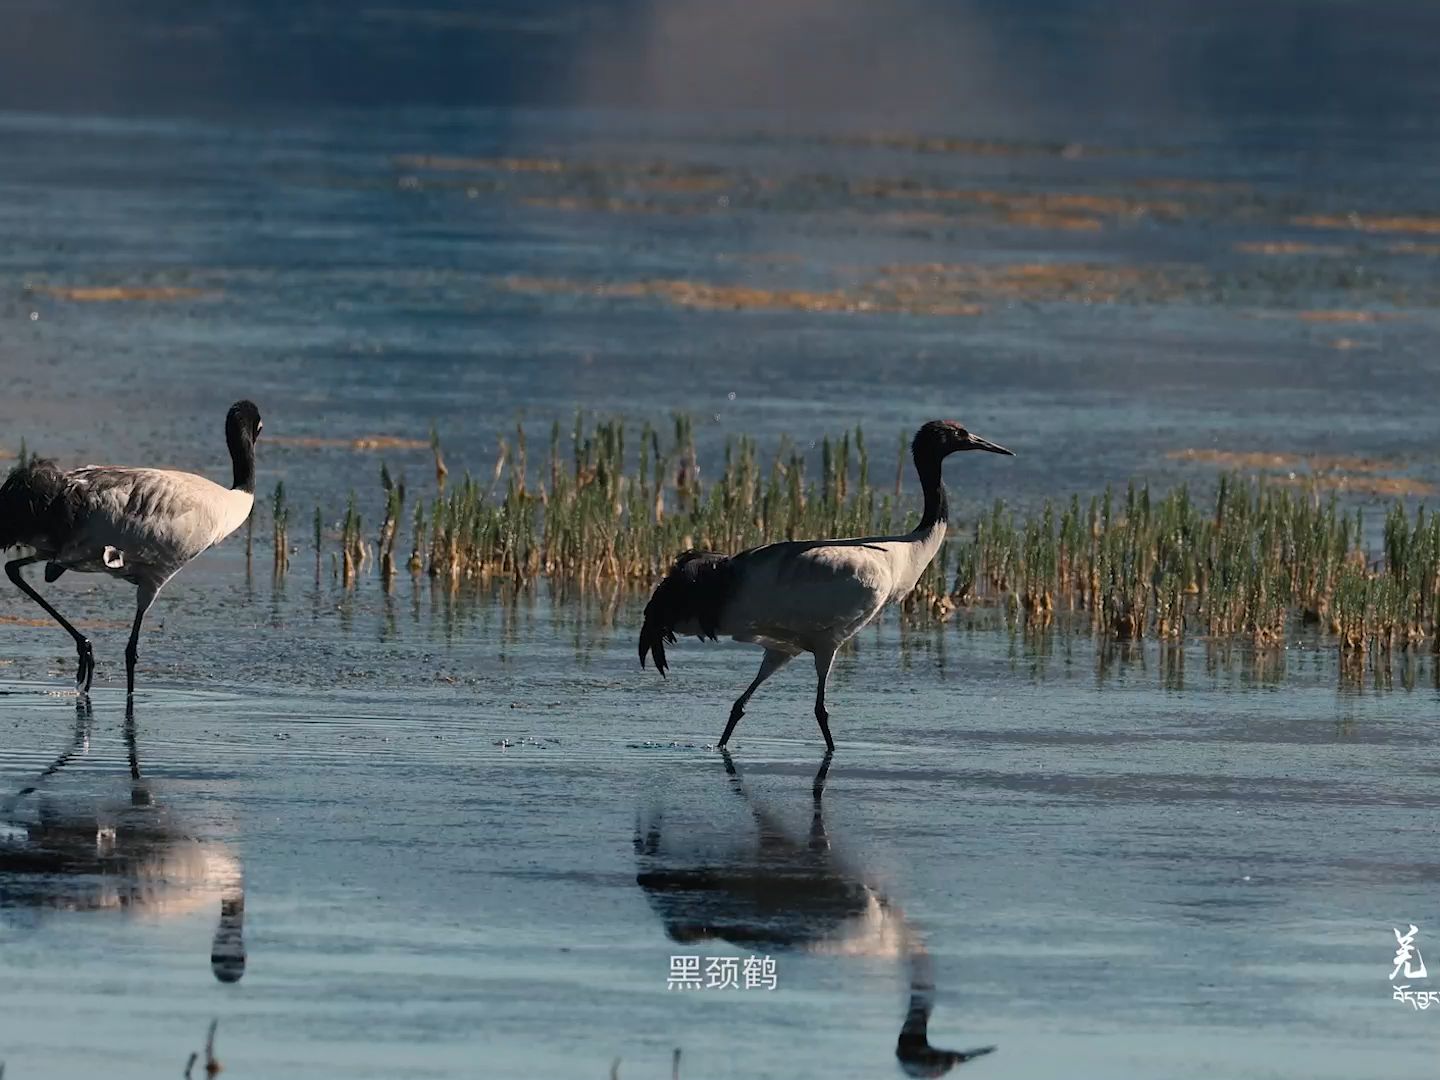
718, 648, 792, 747
124, 582, 160, 698
812, 647, 837, 752
5, 556, 93, 691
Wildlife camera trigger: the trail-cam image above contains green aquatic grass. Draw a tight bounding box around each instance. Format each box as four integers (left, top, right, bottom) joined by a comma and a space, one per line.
271, 481, 289, 576
277, 415, 1439, 654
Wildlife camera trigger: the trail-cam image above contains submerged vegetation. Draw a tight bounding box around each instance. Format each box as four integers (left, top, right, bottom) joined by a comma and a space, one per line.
265, 416, 1440, 658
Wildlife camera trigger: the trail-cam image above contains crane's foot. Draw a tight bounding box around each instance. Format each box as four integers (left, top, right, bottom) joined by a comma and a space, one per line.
74, 639, 94, 694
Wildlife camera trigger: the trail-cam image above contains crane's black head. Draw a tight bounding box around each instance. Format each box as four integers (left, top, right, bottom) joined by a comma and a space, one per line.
226, 400, 262, 444
912, 419, 1012, 461
225, 400, 262, 493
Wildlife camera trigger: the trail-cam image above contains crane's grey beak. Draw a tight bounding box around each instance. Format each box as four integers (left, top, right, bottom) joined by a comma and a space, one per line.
967, 433, 1013, 456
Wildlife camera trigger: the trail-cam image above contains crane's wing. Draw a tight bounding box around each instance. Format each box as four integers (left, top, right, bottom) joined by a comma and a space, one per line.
59, 467, 244, 571
723, 539, 891, 642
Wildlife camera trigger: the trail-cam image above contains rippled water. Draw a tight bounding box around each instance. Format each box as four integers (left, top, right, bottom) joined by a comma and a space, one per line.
2, 566, 1437, 1078
5, 2, 1440, 1076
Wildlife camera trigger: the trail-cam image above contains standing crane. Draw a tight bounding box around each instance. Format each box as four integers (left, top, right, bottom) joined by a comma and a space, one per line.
639, 419, 1012, 750
0, 400, 262, 696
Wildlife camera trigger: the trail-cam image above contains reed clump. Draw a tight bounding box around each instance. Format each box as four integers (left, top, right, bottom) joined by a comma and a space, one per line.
377, 465, 405, 587
271, 481, 289, 576
340, 492, 368, 587
952, 476, 1440, 653
275, 416, 1440, 653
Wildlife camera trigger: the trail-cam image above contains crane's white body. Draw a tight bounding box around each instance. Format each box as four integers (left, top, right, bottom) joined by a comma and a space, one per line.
56, 466, 254, 585
680, 522, 945, 657
657, 519, 950, 752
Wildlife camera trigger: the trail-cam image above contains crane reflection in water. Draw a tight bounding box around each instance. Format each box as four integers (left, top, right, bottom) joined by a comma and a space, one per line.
635, 753, 994, 1076
0, 699, 246, 983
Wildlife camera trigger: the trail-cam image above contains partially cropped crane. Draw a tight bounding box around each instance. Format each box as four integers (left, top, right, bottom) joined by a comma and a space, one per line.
0, 400, 263, 696
639, 419, 1012, 750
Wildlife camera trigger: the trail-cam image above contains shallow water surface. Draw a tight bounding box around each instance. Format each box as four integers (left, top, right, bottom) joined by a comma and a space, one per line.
1, 567, 1437, 1077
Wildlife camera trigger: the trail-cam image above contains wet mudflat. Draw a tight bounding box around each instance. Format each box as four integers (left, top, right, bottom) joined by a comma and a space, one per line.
1, 559, 1437, 1078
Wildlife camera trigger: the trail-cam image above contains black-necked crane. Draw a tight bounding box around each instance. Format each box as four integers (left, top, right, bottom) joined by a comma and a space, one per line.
638, 419, 1012, 751
0, 400, 262, 696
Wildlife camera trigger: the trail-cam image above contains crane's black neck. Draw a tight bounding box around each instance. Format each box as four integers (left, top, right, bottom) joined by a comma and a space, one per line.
914, 449, 948, 532
227, 428, 256, 494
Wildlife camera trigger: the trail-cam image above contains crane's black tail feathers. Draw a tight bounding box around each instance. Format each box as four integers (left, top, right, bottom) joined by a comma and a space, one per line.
0, 458, 74, 554
639, 550, 735, 677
